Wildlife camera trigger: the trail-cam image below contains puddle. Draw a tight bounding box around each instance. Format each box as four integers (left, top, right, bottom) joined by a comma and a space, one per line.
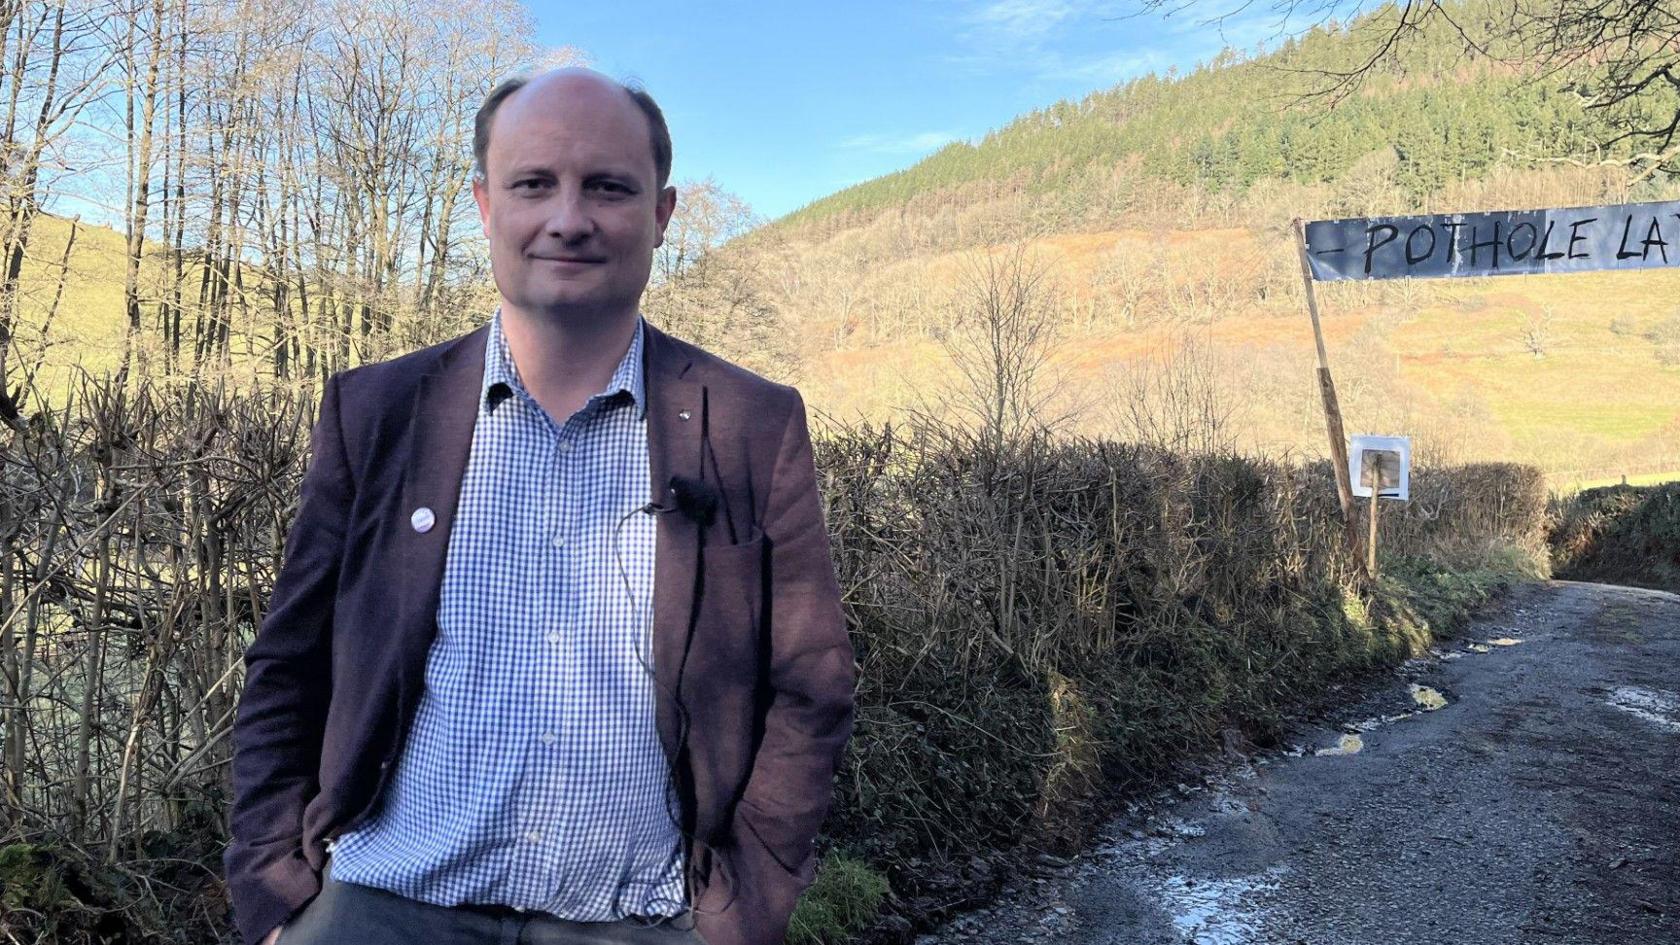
1153, 866, 1285, 945
1315, 734, 1364, 756
1409, 684, 1448, 711
1605, 686, 1680, 733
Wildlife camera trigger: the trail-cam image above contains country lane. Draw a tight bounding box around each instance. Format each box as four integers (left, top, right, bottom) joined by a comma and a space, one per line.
912, 580, 1680, 945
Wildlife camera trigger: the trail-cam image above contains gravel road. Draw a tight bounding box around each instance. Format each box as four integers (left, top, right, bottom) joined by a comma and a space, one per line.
916, 580, 1680, 945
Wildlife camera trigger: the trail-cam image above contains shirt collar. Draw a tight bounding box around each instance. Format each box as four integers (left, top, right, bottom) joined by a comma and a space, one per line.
482, 307, 648, 422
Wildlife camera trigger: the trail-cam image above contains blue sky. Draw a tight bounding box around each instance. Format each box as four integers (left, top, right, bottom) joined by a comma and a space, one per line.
537, 1, 1310, 221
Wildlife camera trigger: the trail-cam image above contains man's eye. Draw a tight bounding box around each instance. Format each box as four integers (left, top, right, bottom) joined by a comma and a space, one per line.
514, 179, 546, 190
592, 181, 632, 195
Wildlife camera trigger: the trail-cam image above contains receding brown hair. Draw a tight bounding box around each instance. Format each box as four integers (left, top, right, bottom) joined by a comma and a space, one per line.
471, 73, 672, 189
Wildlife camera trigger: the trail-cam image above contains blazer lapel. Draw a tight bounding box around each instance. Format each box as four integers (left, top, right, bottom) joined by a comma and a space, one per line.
643, 320, 704, 773
393, 325, 488, 716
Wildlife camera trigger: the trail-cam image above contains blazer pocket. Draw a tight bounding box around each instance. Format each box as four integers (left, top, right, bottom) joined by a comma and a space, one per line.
733, 795, 817, 880
708, 524, 763, 557
695, 530, 767, 667
702, 528, 766, 594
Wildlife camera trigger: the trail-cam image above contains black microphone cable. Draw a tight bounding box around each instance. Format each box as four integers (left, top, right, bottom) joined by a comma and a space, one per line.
608, 477, 739, 928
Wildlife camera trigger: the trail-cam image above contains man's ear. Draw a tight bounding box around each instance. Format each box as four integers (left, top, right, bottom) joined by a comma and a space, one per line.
472, 175, 491, 237
653, 184, 677, 248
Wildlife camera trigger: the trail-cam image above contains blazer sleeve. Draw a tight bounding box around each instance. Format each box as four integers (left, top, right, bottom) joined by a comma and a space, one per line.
223, 371, 351, 945
732, 388, 858, 876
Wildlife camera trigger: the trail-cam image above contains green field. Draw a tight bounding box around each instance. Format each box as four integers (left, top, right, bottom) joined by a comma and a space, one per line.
1559, 470, 1680, 491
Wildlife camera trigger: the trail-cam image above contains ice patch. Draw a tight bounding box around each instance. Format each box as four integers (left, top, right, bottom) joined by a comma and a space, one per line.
1153, 866, 1286, 944
1157, 817, 1207, 839
1210, 792, 1250, 817
1606, 686, 1680, 734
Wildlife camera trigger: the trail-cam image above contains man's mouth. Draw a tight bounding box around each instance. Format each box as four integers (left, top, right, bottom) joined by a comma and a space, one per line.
531, 254, 605, 264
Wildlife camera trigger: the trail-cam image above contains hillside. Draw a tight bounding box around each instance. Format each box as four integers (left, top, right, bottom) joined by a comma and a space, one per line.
14, 1, 1680, 484
695, 3, 1680, 485
759, 212, 1680, 480
778, 3, 1630, 229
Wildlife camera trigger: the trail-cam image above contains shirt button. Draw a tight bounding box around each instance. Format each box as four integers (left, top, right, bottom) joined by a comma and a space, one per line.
526, 830, 541, 843
551, 531, 566, 547
540, 732, 557, 746
556, 440, 573, 455
546, 631, 560, 645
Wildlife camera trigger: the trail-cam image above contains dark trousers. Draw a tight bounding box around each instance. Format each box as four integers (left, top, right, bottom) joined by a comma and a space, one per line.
276, 859, 707, 945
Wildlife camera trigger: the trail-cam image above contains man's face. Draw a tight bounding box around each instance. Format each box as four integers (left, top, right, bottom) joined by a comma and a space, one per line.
472, 75, 677, 326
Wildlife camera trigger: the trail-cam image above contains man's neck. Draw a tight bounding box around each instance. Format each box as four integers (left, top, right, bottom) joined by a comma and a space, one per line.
498, 303, 639, 421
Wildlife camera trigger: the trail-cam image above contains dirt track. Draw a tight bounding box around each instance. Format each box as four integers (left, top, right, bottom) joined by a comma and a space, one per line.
918, 581, 1680, 945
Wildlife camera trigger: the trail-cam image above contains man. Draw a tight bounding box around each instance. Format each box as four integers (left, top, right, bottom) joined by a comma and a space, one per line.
223, 68, 857, 945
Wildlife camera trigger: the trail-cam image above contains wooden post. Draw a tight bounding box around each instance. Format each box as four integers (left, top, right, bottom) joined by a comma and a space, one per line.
1366, 452, 1382, 576
1293, 217, 1358, 553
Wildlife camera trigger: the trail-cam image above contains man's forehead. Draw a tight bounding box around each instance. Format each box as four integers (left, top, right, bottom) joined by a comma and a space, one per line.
511, 70, 631, 109
489, 79, 653, 169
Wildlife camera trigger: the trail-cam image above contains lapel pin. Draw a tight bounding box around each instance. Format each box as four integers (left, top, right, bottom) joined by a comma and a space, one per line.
411, 507, 435, 533
678, 409, 691, 421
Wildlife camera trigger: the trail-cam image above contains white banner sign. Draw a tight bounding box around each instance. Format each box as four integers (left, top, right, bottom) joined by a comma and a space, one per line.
1305, 199, 1680, 281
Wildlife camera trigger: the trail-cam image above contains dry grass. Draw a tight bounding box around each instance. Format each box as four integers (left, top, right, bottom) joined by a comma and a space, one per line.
817, 415, 1546, 917
0, 370, 1550, 944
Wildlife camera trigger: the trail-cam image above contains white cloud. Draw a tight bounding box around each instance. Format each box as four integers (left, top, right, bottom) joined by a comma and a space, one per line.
943, 0, 1318, 87
968, 0, 1081, 41
947, 0, 1161, 85
838, 130, 961, 154
1035, 49, 1165, 83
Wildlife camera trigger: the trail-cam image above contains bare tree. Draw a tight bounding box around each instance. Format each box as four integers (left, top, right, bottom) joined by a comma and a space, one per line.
938, 245, 1070, 449
1520, 303, 1555, 357
118, 0, 169, 386
0, 0, 123, 423
654, 175, 757, 285
643, 178, 794, 378
1106, 330, 1244, 455
137, 0, 540, 383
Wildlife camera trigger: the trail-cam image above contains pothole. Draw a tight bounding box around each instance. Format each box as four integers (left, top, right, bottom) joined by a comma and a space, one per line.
1315, 734, 1364, 756
1150, 866, 1285, 944
1605, 686, 1680, 733
1409, 684, 1448, 711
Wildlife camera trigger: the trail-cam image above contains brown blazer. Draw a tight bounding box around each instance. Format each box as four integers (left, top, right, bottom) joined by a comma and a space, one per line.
223, 319, 858, 945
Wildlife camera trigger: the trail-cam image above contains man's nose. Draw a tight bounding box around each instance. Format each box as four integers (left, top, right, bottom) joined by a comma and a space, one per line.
546, 186, 595, 242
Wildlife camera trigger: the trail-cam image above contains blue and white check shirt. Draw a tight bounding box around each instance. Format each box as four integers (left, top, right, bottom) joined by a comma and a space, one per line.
328, 309, 688, 919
